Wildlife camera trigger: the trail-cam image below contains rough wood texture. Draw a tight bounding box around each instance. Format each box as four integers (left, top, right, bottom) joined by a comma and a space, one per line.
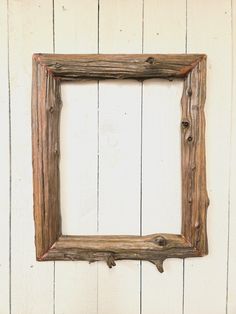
31, 54, 209, 272
43, 234, 199, 273
32, 58, 62, 258
34, 53, 204, 80
181, 57, 209, 255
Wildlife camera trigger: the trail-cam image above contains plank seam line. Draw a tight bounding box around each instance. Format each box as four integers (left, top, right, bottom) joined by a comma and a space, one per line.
52, 0, 55, 53
7, 0, 12, 313
182, 1, 188, 314
53, 261, 56, 314
226, 1, 234, 313
53, 2, 56, 314
97, 2, 100, 314
140, 1, 144, 314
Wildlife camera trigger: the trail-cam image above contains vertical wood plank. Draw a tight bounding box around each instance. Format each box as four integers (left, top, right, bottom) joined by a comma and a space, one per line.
98, 80, 142, 236
54, 1, 98, 314
60, 82, 98, 235
227, 0, 236, 313
98, 1, 142, 313
54, 0, 98, 54
184, 1, 232, 314
0, 1, 10, 313
9, 1, 54, 314
142, 79, 182, 235
142, 1, 186, 313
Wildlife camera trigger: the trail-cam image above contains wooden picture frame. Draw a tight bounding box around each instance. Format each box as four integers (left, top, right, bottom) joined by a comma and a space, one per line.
31, 54, 209, 272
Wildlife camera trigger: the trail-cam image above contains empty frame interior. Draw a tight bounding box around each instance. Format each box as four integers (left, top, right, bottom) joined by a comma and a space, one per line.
60, 79, 182, 236
31, 54, 209, 272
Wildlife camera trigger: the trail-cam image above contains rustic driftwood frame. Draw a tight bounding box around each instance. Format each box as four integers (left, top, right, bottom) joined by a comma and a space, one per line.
32, 54, 209, 272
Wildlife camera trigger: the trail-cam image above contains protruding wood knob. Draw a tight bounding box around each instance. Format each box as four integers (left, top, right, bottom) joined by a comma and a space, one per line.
154, 236, 166, 247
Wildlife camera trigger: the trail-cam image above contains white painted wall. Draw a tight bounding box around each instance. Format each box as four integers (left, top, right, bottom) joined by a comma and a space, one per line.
0, 1, 235, 314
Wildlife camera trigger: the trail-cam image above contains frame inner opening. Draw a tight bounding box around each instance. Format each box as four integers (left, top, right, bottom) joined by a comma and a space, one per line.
60, 79, 183, 236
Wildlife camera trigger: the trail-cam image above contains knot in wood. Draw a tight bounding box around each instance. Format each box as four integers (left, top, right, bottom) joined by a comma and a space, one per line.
181, 120, 190, 128
187, 88, 192, 97
55, 62, 62, 68
146, 57, 155, 64
187, 136, 193, 142
154, 236, 166, 247
49, 106, 54, 113
54, 148, 59, 156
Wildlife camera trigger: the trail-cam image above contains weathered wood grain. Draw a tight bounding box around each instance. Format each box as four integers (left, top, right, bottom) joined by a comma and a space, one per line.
33, 53, 204, 80
42, 234, 200, 273
32, 53, 208, 272
32, 58, 62, 258
181, 56, 209, 255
